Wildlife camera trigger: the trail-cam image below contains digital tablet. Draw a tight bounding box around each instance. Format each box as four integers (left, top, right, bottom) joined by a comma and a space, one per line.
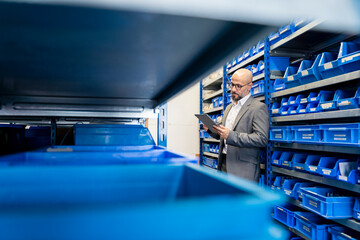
195, 114, 219, 133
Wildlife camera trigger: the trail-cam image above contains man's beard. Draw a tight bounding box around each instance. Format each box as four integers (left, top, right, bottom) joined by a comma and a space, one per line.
231, 92, 242, 101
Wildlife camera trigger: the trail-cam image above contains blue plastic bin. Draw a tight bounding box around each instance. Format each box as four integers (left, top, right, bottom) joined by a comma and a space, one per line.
293, 182, 317, 201
292, 125, 322, 143
243, 47, 253, 60
282, 179, 302, 198
321, 123, 360, 146
294, 211, 335, 240
256, 61, 265, 75
337, 160, 359, 184
270, 57, 290, 72
273, 204, 303, 228
271, 151, 283, 166
281, 97, 289, 107
199, 130, 210, 138
287, 106, 298, 115
0, 164, 283, 240
279, 24, 295, 39
292, 153, 309, 171
202, 157, 218, 169
305, 155, 322, 174
270, 126, 293, 142
295, 94, 307, 105
273, 78, 286, 92
271, 176, 287, 192
203, 143, 210, 152
283, 66, 300, 89
74, 125, 155, 146
256, 40, 265, 54
298, 54, 322, 84
296, 104, 307, 114
318, 52, 343, 79
280, 152, 294, 169
328, 226, 359, 240
269, 32, 281, 45
212, 97, 220, 107
338, 41, 360, 74
318, 90, 337, 111
251, 80, 265, 97
287, 96, 297, 106
354, 198, 360, 220
271, 102, 281, 116
317, 157, 340, 178
300, 187, 354, 219
337, 87, 360, 110
308, 92, 321, 103
306, 102, 320, 113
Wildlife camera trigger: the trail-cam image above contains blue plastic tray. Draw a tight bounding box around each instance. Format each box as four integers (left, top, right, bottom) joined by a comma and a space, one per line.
273, 204, 303, 228
251, 80, 265, 97
300, 187, 355, 219
328, 226, 359, 240
305, 155, 322, 174
337, 87, 360, 110
317, 157, 340, 178
271, 102, 281, 116
273, 78, 286, 92
321, 123, 360, 146
0, 164, 283, 240
271, 151, 283, 166
270, 126, 293, 143
74, 124, 155, 146
0, 145, 197, 166
338, 41, 360, 74
294, 211, 335, 240
292, 153, 308, 171
292, 125, 322, 143
318, 52, 343, 79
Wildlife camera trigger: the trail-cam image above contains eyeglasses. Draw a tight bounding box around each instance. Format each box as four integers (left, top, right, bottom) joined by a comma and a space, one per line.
230, 82, 250, 90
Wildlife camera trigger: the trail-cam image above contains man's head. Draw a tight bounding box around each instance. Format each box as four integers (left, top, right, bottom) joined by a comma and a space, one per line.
230, 68, 253, 102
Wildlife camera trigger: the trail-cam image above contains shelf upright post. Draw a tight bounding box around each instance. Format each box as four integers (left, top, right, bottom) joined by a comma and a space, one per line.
199, 80, 203, 165
223, 64, 227, 110
51, 118, 56, 146
264, 37, 272, 186
157, 103, 167, 147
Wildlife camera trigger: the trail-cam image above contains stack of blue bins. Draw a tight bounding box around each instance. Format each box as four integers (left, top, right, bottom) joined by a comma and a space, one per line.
0, 124, 285, 240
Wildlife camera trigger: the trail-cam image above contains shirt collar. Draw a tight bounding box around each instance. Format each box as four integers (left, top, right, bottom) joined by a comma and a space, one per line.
231, 93, 251, 107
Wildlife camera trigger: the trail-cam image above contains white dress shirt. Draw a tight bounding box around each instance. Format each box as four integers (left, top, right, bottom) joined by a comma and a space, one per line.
223, 93, 251, 154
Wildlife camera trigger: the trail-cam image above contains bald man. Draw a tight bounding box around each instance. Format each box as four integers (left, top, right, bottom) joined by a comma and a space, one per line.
204, 68, 269, 182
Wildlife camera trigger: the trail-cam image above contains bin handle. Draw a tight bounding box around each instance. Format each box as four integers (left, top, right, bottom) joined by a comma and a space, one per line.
340, 232, 354, 240
328, 127, 346, 131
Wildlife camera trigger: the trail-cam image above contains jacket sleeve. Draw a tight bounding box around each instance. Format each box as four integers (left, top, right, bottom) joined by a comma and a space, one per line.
226, 103, 269, 148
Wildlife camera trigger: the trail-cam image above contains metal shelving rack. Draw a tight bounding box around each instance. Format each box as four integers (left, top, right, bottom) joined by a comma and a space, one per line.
268, 20, 360, 239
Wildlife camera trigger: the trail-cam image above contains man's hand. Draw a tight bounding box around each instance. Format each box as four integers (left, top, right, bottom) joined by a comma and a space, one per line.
203, 125, 208, 132
213, 125, 230, 139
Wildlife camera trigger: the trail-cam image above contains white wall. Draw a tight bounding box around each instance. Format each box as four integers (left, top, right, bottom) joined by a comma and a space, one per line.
148, 82, 200, 157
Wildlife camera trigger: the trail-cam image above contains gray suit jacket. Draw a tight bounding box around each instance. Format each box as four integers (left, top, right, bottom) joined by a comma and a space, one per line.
209, 96, 269, 181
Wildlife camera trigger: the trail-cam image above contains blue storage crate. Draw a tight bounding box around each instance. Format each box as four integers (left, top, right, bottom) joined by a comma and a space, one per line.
271, 102, 281, 116
281, 97, 289, 107
202, 157, 218, 169
250, 63, 258, 76
280, 106, 290, 116
271, 176, 286, 192
280, 152, 295, 169
74, 124, 155, 146
296, 104, 307, 114
305, 155, 322, 174
354, 198, 360, 220
294, 211, 335, 240
337, 160, 359, 184
328, 226, 359, 240
306, 102, 320, 113
321, 123, 360, 146
293, 182, 317, 201
293, 153, 309, 171
287, 96, 297, 106
337, 87, 360, 110
283, 66, 300, 89
212, 97, 219, 107
300, 187, 355, 219
308, 92, 321, 103
270, 57, 290, 72
273, 204, 303, 228
273, 78, 286, 92
271, 151, 283, 166
292, 125, 322, 143
218, 96, 224, 107
0, 145, 198, 166
318, 52, 343, 79
295, 94, 307, 105
270, 126, 293, 142
269, 32, 281, 45
279, 24, 295, 39
282, 179, 302, 199
317, 157, 341, 178
251, 80, 265, 97
243, 47, 253, 60
338, 41, 360, 74
287, 106, 298, 115
298, 54, 323, 84
292, 18, 308, 30
0, 164, 284, 240
318, 90, 337, 111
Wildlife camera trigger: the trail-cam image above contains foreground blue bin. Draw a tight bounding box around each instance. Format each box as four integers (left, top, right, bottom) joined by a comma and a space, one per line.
0, 164, 284, 240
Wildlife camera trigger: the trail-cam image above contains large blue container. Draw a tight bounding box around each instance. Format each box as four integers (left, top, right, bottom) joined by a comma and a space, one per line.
273, 204, 303, 228
270, 126, 293, 142
294, 211, 335, 240
292, 125, 322, 143
0, 164, 284, 240
0, 145, 197, 166
321, 123, 360, 146
300, 187, 355, 219
74, 124, 155, 146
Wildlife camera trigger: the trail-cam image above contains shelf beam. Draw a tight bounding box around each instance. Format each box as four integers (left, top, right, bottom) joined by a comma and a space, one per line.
272, 142, 360, 155
203, 152, 219, 158
202, 89, 223, 101
203, 106, 223, 114
272, 109, 360, 122
272, 166, 360, 193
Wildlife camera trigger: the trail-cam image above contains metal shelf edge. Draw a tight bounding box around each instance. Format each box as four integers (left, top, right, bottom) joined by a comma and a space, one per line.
271, 109, 360, 122
203, 106, 223, 114
227, 51, 265, 75
272, 142, 360, 154
202, 89, 223, 101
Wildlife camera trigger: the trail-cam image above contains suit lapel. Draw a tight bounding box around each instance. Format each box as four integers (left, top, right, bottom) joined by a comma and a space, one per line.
222, 104, 232, 125
232, 96, 253, 130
